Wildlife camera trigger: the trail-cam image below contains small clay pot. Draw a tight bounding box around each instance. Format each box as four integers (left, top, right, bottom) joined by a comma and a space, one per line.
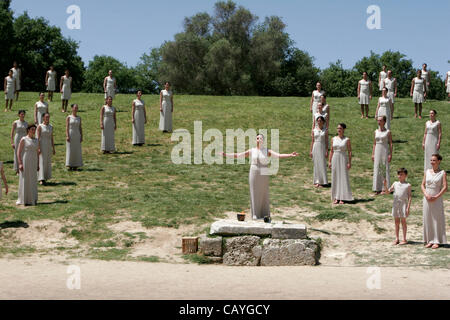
237, 213, 246, 221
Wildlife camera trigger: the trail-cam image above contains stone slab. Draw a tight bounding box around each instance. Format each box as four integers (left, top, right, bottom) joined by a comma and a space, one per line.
210, 220, 307, 239
223, 236, 262, 266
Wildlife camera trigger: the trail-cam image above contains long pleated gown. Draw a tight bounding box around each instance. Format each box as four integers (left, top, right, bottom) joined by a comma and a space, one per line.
372, 129, 390, 192
312, 128, 328, 185
13, 120, 28, 172
38, 123, 53, 181
66, 115, 83, 168
249, 148, 270, 220
331, 136, 353, 201
16, 136, 38, 205
101, 105, 116, 152
132, 99, 145, 144
159, 90, 173, 132
423, 169, 447, 244
424, 120, 440, 171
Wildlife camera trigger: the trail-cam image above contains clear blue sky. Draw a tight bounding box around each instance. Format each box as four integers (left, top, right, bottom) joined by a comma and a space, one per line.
11, 0, 450, 78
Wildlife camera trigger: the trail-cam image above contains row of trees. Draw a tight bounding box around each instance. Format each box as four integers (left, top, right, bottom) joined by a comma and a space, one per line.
1, 0, 447, 99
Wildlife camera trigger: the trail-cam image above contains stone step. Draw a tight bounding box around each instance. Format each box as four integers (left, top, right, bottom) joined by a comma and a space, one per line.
210, 219, 307, 239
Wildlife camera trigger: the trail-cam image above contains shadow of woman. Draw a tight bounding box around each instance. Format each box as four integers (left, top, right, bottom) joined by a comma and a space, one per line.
348, 198, 375, 204
0, 221, 29, 230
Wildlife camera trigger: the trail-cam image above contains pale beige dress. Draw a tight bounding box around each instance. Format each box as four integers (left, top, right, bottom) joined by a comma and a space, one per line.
392, 182, 411, 218
331, 136, 353, 201
132, 99, 145, 144
13, 120, 28, 172
373, 129, 390, 192
359, 80, 370, 104
377, 97, 391, 130
413, 77, 425, 103
249, 147, 270, 220
35, 101, 49, 124
16, 136, 38, 206
38, 124, 53, 181
424, 120, 440, 171
159, 90, 173, 131
423, 170, 447, 244
101, 105, 116, 152
66, 115, 83, 168
105, 76, 116, 99
312, 128, 328, 185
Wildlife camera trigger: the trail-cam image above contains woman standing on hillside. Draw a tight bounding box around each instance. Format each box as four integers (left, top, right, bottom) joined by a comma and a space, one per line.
310, 116, 328, 188
309, 82, 325, 123
378, 65, 387, 92
159, 82, 174, 133
66, 104, 83, 170
101, 96, 117, 153
329, 123, 353, 204
4, 69, 15, 112
11, 110, 28, 174
60, 69, 72, 113
45, 65, 57, 102
103, 70, 117, 100
410, 69, 427, 119
132, 90, 147, 146
372, 116, 392, 195
220, 134, 298, 222
422, 110, 441, 172
34, 92, 49, 125
422, 154, 447, 249
357, 72, 372, 119
375, 88, 392, 130
37, 113, 55, 185
16, 124, 39, 206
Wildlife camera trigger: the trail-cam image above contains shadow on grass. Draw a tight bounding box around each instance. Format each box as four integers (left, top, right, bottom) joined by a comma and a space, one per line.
44, 181, 77, 187
54, 143, 64, 146
3, 160, 13, 164
0, 221, 29, 230
38, 200, 69, 206
80, 168, 104, 172
348, 198, 375, 204
112, 151, 134, 155
147, 144, 163, 147
392, 140, 408, 144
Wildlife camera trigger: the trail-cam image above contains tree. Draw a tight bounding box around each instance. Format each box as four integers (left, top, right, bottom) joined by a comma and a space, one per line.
12, 12, 85, 91
83, 55, 137, 94
0, 0, 14, 76
320, 60, 359, 97
134, 48, 162, 94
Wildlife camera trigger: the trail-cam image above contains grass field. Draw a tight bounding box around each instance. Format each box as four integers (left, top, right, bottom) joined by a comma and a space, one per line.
0, 92, 449, 266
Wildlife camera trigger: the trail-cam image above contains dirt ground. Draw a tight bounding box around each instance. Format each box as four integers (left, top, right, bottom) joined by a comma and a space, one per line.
0, 208, 448, 299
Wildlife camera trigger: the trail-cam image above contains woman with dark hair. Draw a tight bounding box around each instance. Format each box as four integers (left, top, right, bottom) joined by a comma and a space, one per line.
34, 92, 49, 125
159, 82, 174, 132
4, 69, 15, 111
410, 69, 427, 119
132, 90, 147, 146
101, 96, 116, 153
221, 134, 298, 222
422, 109, 441, 171
329, 123, 353, 204
66, 104, 83, 170
422, 154, 447, 249
310, 116, 328, 187
11, 110, 28, 174
103, 70, 117, 100
372, 116, 392, 195
16, 124, 39, 206
378, 65, 387, 92
45, 65, 57, 102
310, 82, 325, 123
375, 87, 392, 130
37, 113, 55, 185
357, 72, 372, 119
60, 69, 72, 113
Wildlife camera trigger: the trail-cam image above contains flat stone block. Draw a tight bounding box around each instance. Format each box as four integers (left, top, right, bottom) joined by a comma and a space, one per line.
271, 224, 307, 239
199, 236, 223, 257
260, 239, 320, 266
210, 219, 307, 239
210, 220, 272, 237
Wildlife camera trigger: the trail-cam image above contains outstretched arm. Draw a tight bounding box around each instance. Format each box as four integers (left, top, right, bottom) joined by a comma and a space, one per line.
269, 150, 298, 159
220, 150, 251, 158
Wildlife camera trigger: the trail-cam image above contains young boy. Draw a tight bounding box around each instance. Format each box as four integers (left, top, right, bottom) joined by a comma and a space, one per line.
0, 161, 8, 199
383, 168, 412, 245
